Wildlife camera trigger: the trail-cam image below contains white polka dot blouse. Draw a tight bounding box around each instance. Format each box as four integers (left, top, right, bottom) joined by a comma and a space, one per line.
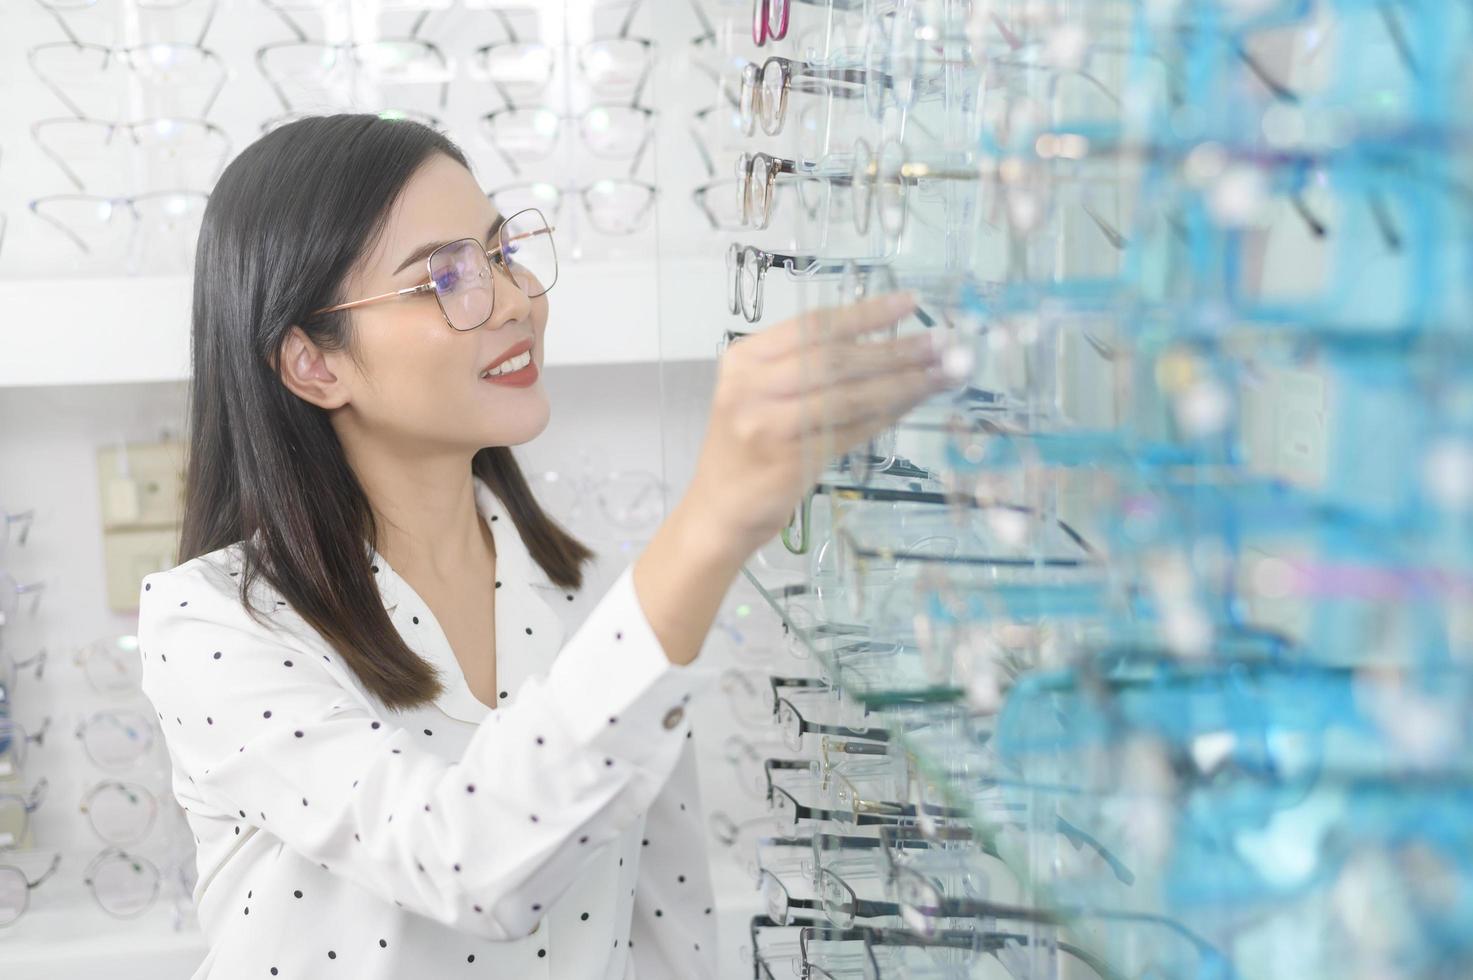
137, 475, 719, 979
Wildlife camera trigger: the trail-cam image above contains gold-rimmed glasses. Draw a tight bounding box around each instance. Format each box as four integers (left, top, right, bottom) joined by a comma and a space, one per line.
310, 208, 557, 331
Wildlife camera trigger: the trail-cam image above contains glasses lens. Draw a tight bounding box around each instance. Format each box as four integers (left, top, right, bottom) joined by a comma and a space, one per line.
889, 8, 920, 108
80, 711, 153, 770
878, 140, 908, 237
740, 62, 760, 136
837, 529, 867, 618
770, 787, 798, 825
739, 247, 762, 322
864, 18, 889, 119
500, 208, 557, 299
751, 156, 772, 229
584, 179, 655, 236
736, 153, 757, 226
0, 868, 26, 926
90, 852, 158, 917
580, 106, 651, 157
777, 699, 802, 752
767, 0, 787, 37
351, 40, 447, 83
896, 870, 940, 937
698, 179, 745, 231
817, 868, 855, 928
839, 261, 868, 304
81, 635, 143, 697
0, 720, 28, 777
760, 60, 786, 135
851, 139, 874, 235
488, 108, 561, 160
726, 243, 742, 315
0, 795, 28, 850
760, 871, 789, 924
478, 42, 553, 92
490, 182, 562, 222
86, 782, 156, 845
429, 239, 494, 331
578, 39, 652, 95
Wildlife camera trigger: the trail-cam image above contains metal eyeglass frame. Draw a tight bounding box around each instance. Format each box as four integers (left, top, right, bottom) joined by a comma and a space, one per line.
255, 38, 452, 114
0, 778, 48, 848
756, 865, 900, 927
28, 41, 227, 120
30, 116, 232, 195
480, 103, 656, 178
27, 191, 209, 259
739, 56, 868, 137
726, 243, 890, 323
0, 853, 61, 928
308, 209, 557, 332
488, 183, 657, 238
773, 695, 889, 750
79, 779, 160, 846
472, 1, 655, 109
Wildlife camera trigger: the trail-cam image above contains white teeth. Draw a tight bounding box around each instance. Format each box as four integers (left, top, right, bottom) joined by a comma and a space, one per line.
482, 350, 532, 378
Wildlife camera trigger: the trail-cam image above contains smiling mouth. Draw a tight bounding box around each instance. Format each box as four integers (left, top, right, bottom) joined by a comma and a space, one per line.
479, 337, 535, 378
480, 349, 534, 379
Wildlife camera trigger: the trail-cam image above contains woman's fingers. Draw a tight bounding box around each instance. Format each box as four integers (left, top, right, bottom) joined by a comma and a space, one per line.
739, 292, 919, 363
775, 359, 950, 447
753, 331, 941, 399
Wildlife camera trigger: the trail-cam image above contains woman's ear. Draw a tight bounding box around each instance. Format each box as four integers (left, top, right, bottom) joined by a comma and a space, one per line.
276, 326, 351, 410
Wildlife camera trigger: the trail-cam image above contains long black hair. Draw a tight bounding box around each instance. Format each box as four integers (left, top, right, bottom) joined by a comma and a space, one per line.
178, 113, 594, 710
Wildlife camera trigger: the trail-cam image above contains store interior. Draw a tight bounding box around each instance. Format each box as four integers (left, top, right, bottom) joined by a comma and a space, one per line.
2, 0, 1472, 977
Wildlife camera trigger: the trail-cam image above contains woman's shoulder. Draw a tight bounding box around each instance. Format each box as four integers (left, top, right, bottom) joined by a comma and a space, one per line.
137, 543, 351, 703
140, 541, 293, 631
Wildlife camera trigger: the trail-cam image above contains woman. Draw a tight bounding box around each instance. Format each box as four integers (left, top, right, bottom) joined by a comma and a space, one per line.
137, 113, 951, 979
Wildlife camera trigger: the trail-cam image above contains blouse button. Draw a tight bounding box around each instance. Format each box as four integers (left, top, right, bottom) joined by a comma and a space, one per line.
662, 707, 684, 730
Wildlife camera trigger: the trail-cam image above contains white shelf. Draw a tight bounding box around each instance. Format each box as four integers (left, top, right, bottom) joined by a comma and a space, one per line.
0, 257, 723, 389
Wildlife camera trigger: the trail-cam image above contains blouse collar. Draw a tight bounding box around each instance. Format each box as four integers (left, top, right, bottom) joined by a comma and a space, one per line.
365, 475, 565, 723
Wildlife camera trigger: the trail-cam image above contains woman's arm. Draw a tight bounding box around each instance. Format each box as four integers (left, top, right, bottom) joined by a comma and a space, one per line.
633, 495, 749, 668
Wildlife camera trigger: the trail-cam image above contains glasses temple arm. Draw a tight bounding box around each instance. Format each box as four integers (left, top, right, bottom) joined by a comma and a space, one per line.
617, 0, 646, 38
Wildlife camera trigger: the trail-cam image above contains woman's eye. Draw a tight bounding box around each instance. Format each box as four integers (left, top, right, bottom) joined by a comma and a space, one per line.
433, 269, 458, 291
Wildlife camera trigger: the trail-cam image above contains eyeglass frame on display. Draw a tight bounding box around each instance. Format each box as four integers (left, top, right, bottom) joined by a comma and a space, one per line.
255, 38, 454, 115
26, 190, 209, 262
0, 778, 48, 850
27, 40, 227, 120
726, 243, 891, 323
0, 718, 51, 778
471, 0, 655, 109
487, 182, 658, 239
479, 103, 657, 178
0, 852, 61, 929
30, 116, 232, 195
739, 56, 868, 137
79, 779, 161, 846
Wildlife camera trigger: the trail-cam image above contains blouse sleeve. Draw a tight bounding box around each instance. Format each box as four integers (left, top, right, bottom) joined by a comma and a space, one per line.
629, 735, 720, 979
138, 558, 710, 943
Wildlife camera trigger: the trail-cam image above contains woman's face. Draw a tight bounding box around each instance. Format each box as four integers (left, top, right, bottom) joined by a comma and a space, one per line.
325, 152, 551, 453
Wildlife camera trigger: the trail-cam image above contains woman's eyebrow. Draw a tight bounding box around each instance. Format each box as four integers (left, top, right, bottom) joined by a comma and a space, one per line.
393, 216, 504, 276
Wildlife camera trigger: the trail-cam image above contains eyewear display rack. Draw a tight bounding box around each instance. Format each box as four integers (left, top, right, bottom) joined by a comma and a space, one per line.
703, 0, 1473, 977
